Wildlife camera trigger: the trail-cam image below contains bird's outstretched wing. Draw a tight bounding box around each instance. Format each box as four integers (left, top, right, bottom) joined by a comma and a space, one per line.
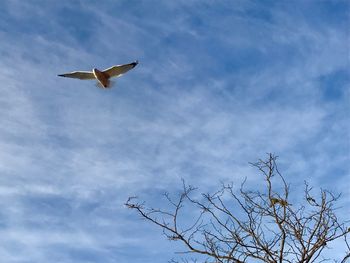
103, 61, 138, 78
58, 71, 95, 80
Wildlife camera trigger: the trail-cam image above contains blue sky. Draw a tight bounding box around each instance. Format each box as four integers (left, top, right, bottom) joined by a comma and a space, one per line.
0, 0, 349, 262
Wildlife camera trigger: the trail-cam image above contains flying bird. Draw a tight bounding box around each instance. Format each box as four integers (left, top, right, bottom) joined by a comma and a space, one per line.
58, 61, 138, 88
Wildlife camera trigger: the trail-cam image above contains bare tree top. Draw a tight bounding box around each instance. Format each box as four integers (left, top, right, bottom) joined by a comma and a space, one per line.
126, 154, 350, 263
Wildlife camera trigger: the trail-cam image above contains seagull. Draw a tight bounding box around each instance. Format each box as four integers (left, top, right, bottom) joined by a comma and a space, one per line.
58, 61, 138, 88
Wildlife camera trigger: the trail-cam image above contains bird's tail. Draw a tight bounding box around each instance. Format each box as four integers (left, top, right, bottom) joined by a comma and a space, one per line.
95, 80, 116, 89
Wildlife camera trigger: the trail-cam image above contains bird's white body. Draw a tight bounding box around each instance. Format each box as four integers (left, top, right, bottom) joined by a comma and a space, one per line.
58, 61, 138, 88
93, 68, 109, 88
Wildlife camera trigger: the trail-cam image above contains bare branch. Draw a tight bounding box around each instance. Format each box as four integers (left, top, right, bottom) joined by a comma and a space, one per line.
126, 154, 349, 263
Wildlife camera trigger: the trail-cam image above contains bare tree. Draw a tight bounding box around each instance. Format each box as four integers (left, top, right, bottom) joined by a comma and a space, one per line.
126, 154, 350, 263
